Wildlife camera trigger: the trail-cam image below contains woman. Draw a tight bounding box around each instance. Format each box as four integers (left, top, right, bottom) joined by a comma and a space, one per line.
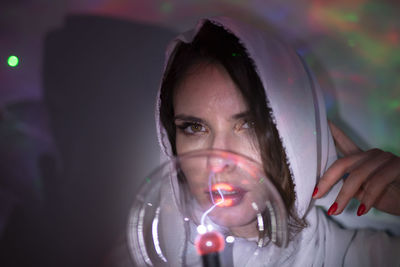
150, 17, 400, 266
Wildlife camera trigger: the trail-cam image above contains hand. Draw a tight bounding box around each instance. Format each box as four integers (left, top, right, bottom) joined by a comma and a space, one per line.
312, 121, 400, 216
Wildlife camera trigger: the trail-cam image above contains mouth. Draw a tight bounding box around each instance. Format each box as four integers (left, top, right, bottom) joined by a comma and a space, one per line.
206, 183, 247, 207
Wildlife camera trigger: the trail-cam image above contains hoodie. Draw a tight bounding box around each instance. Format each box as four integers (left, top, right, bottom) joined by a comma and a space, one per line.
131, 16, 400, 267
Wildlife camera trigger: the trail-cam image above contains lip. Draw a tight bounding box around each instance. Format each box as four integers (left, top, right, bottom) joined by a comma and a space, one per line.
205, 183, 247, 207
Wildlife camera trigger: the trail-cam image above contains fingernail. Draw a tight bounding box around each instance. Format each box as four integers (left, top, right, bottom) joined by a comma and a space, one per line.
327, 202, 338, 216
357, 203, 366, 216
312, 186, 318, 198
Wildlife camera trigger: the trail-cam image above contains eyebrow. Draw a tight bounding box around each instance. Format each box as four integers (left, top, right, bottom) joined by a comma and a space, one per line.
174, 111, 251, 123
232, 111, 251, 120
174, 115, 206, 124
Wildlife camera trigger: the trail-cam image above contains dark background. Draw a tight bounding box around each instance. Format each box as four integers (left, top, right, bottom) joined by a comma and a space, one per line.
1, 1, 399, 266
0, 14, 174, 266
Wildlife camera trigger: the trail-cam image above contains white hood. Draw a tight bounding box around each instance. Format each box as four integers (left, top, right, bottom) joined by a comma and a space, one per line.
152, 16, 399, 267
155, 16, 341, 218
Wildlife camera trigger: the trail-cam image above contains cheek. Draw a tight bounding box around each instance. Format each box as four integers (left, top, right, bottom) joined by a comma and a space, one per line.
181, 169, 208, 204
231, 134, 262, 164
175, 135, 190, 155
176, 134, 208, 154
178, 152, 209, 191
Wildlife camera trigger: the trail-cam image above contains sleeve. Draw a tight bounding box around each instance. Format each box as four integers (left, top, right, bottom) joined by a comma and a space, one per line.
344, 229, 400, 267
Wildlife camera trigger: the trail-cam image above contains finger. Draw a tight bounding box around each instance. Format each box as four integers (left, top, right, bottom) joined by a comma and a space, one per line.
357, 154, 400, 216
330, 150, 393, 215
328, 121, 362, 156
372, 180, 400, 215
314, 149, 380, 199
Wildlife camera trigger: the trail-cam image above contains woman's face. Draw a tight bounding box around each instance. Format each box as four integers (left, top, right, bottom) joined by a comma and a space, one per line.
173, 63, 260, 160
173, 63, 266, 237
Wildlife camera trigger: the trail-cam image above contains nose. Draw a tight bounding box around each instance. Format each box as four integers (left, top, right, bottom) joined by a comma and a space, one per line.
209, 131, 231, 151
207, 133, 236, 173
208, 155, 231, 173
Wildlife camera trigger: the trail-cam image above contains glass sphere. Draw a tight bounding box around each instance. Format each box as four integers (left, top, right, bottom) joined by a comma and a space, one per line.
127, 149, 288, 266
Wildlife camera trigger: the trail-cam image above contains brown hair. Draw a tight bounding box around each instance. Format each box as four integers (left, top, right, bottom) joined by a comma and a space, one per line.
160, 21, 306, 239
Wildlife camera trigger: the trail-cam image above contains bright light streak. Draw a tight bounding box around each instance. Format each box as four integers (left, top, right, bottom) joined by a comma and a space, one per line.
257, 213, 264, 232
200, 171, 226, 227
152, 207, 167, 262
201, 185, 224, 226
197, 225, 207, 234
138, 206, 152, 265
266, 201, 277, 243
226, 236, 235, 243
257, 213, 264, 248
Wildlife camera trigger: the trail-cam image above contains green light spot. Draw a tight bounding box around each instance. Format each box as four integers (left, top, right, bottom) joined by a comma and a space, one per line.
313, 131, 317, 135
7, 55, 19, 67
259, 177, 264, 184
146, 177, 151, 183
344, 13, 359, 23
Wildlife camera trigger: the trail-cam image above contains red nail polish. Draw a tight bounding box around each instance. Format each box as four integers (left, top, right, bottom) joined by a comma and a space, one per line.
312, 186, 318, 198
357, 203, 366, 216
327, 202, 338, 215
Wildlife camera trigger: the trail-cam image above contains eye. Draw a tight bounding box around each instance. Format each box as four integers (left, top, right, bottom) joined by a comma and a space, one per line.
177, 122, 207, 135
239, 120, 255, 130
188, 123, 205, 133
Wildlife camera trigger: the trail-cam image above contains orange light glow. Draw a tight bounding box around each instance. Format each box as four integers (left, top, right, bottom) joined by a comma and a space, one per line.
211, 183, 235, 207
211, 183, 233, 191
215, 198, 233, 207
